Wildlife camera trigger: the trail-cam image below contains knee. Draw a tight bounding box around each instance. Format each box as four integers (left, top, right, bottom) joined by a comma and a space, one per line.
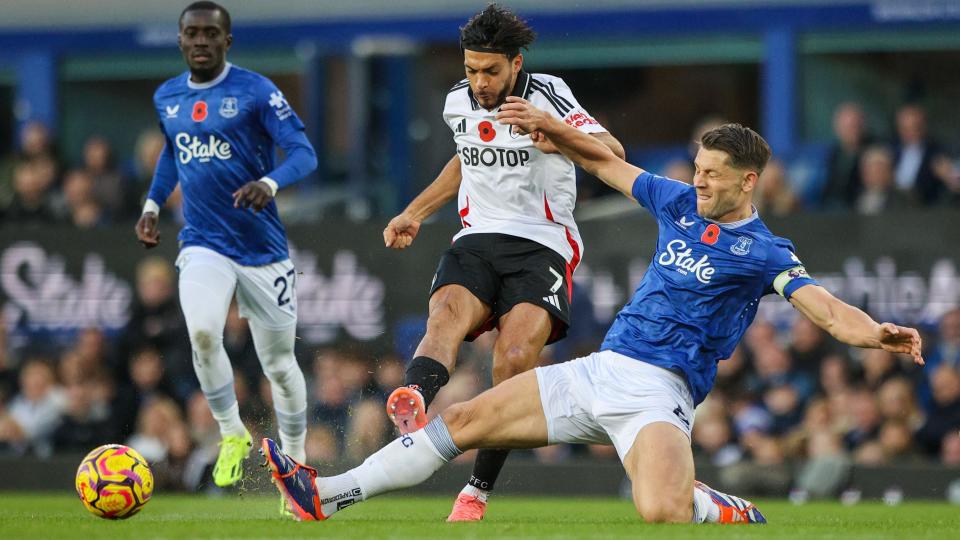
492, 345, 538, 384
636, 497, 693, 524
190, 329, 221, 356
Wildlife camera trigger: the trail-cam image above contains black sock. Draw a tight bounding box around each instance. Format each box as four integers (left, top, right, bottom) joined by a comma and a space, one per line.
402, 356, 450, 408
468, 448, 511, 492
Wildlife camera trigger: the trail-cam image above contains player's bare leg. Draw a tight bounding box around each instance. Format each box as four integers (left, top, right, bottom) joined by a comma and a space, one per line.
387, 284, 490, 433
449, 303, 552, 521
624, 423, 766, 524
266, 370, 548, 520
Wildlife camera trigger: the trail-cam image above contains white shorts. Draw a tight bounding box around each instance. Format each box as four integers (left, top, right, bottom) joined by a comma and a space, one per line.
175, 246, 297, 329
535, 350, 695, 462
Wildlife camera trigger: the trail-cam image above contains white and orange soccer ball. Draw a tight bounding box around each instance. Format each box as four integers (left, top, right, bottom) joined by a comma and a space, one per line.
75, 444, 154, 519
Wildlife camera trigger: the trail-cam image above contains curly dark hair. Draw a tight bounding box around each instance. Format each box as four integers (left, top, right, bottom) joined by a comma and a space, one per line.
460, 4, 536, 58
701, 123, 772, 174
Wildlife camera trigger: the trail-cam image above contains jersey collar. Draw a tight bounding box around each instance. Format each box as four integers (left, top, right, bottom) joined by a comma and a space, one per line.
707, 206, 759, 229
187, 62, 232, 90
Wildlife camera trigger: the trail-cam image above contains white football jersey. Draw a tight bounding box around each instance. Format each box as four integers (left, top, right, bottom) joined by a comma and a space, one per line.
443, 71, 608, 270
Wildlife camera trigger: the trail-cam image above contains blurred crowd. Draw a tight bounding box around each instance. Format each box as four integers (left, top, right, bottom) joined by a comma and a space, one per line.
0, 122, 178, 228
0, 246, 958, 495
2, 101, 960, 227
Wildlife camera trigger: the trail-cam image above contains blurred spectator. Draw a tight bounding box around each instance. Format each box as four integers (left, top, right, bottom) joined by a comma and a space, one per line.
860, 348, 908, 391
0, 121, 60, 209
843, 388, 882, 450
343, 399, 389, 463
0, 359, 66, 457
941, 432, 960, 466
754, 159, 799, 217
747, 344, 815, 434
61, 169, 106, 228
0, 325, 15, 404
119, 257, 191, 396
82, 136, 127, 219
878, 420, 924, 464
124, 129, 166, 218
126, 396, 185, 465
663, 159, 694, 184
892, 104, 956, 206
53, 374, 114, 452
4, 157, 59, 225
788, 317, 835, 380
692, 400, 743, 466
915, 366, 960, 455
819, 354, 853, 398
794, 429, 850, 498
822, 102, 871, 209
876, 377, 923, 429
855, 146, 912, 215
305, 425, 340, 465
927, 308, 960, 373
713, 346, 749, 402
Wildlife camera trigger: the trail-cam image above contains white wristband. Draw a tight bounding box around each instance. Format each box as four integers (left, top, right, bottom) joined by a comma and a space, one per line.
142, 199, 160, 215
259, 177, 279, 197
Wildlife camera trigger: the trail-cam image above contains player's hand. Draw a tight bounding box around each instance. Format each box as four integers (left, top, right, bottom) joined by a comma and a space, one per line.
233, 181, 274, 212
529, 130, 560, 154
383, 213, 421, 250
877, 322, 924, 366
496, 96, 553, 136
135, 212, 160, 249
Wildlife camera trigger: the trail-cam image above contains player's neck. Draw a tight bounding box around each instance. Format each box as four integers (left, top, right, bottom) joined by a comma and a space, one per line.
712, 205, 754, 224
190, 62, 227, 84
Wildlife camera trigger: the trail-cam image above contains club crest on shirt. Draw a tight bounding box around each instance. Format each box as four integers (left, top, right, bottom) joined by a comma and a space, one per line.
219, 97, 238, 118
730, 236, 753, 256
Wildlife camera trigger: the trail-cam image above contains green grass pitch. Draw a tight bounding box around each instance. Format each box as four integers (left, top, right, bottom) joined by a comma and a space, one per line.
2, 493, 959, 539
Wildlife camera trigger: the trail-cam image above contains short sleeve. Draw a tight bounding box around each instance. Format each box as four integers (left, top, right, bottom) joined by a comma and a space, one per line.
631, 172, 692, 217
256, 78, 306, 139
530, 76, 607, 135
764, 242, 819, 299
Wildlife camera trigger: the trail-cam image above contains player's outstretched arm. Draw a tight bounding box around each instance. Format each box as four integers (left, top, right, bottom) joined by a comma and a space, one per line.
136, 139, 178, 249
497, 97, 642, 200
789, 284, 924, 365
384, 155, 462, 250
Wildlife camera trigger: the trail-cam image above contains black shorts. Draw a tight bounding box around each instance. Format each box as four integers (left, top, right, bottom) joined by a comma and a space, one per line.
429, 233, 573, 345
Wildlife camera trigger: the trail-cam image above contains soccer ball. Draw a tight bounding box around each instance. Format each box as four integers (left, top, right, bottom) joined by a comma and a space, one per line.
75, 444, 154, 519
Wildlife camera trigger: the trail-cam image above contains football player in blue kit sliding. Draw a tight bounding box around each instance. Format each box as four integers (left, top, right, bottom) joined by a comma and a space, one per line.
262, 102, 923, 523
135, 1, 316, 501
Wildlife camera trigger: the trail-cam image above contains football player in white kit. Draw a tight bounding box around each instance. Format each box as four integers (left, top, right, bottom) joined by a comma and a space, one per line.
380, 4, 624, 521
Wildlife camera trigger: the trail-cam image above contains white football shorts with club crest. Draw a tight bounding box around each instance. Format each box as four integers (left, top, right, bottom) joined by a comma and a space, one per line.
175, 245, 297, 329
535, 350, 695, 462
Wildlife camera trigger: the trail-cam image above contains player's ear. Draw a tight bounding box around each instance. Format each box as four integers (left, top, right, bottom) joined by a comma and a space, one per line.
225, 33, 233, 51
512, 53, 523, 74
741, 171, 759, 193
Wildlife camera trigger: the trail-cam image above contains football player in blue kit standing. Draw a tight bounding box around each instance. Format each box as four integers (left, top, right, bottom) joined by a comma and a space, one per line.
135, 1, 316, 500
261, 98, 923, 524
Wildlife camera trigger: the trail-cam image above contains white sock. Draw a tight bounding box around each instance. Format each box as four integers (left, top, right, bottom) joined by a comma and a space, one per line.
315, 417, 462, 518
251, 323, 308, 462
459, 484, 490, 502
202, 378, 248, 439
692, 484, 720, 523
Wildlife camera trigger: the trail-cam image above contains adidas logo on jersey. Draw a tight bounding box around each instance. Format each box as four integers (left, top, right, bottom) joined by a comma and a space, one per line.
175, 133, 232, 164
542, 294, 561, 309
658, 239, 716, 284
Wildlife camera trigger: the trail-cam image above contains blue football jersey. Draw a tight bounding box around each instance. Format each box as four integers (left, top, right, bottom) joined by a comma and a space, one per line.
147, 63, 317, 266
600, 172, 818, 405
